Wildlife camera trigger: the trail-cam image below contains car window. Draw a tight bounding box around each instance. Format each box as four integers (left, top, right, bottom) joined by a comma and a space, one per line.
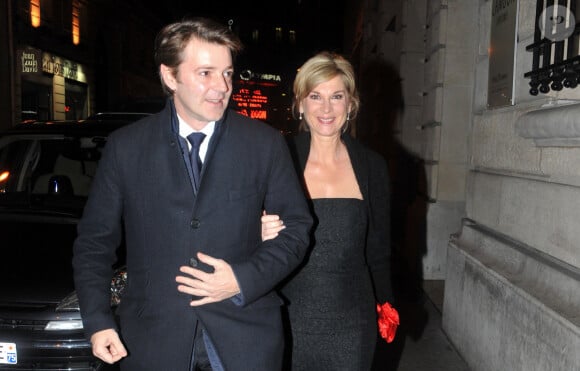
0, 134, 104, 211
84, 112, 151, 121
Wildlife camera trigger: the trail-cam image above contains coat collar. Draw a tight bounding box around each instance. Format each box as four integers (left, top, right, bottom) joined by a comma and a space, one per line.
158, 97, 231, 197
289, 131, 369, 198
162, 97, 229, 161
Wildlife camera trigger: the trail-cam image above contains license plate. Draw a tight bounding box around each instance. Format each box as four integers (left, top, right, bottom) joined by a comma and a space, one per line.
0, 342, 17, 365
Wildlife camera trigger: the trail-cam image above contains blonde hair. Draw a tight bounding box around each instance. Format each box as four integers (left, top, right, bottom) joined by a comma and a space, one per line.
292, 51, 360, 132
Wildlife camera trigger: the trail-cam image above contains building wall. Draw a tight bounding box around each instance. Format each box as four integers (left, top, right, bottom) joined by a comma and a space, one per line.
4, 0, 164, 125
0, 0, 14, 130
446, 0, 580, 368
354, 0, 580, 369
354, 0, 471, 281
420, 0, 472, 279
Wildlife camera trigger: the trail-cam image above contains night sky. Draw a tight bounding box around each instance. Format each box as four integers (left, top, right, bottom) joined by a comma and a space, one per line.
140, 0, 347, 55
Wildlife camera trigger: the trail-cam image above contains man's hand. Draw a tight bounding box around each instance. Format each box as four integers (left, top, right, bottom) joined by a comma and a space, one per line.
90, 328, 127, 364
176, 252, 241, 306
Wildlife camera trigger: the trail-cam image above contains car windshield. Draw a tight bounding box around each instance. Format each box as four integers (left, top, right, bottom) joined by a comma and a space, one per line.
0, 133, 105, 213
0, 127, 128, 299
84, 112, 151, 121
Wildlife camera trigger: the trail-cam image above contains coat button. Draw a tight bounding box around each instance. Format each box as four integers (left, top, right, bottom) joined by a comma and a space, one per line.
190, 219, 200, 228
190, 258, 198, 267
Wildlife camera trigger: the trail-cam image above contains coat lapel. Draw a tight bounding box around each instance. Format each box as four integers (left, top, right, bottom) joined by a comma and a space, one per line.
289, 131, 370, 200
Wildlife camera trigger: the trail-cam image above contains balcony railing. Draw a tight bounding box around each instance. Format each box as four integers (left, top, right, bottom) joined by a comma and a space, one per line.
525, 0, 580, 95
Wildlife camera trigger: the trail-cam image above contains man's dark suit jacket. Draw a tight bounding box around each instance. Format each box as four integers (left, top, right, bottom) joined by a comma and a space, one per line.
72, 100, 313, 371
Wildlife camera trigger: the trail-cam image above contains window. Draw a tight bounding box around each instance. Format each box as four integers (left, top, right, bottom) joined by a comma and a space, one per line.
525, 1, 580, 95
72, 0, 80, 44
30, 0, 41, 27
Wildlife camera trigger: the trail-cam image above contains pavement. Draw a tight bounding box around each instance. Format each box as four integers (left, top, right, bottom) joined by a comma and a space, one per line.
371, 280, 471, 371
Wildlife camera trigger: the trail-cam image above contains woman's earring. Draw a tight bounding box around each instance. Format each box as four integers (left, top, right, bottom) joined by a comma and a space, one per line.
346, 112, 350, 122
299, 112, 303, 120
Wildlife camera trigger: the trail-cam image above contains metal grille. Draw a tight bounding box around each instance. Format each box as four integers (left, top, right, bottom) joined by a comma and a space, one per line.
0, 318, 48, 331
525, 0, 580, 95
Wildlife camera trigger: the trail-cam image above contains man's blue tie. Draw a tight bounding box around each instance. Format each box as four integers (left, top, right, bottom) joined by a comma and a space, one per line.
187, 132, 206, 192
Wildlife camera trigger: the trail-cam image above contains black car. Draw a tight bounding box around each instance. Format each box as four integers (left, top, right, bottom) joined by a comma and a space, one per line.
0, 120, 130, 370
81, 112, 152, 122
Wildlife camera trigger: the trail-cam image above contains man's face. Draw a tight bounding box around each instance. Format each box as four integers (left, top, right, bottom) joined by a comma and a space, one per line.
161, 37, 234, 130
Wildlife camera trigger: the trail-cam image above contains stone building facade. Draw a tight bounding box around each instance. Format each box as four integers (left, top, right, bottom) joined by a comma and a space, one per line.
349, 0, 579, 369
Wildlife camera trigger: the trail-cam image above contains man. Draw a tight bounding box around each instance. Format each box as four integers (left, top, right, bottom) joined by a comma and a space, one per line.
72, 17, 312, 371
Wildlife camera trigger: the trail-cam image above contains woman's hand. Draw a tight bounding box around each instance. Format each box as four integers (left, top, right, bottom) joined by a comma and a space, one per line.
261, 211, 285, 241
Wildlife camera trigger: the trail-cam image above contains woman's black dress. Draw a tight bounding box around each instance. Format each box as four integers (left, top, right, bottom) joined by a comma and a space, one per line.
281, 198, 377, 371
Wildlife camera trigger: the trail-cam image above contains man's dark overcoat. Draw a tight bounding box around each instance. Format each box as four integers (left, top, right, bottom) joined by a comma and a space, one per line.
73, 100, 312, 371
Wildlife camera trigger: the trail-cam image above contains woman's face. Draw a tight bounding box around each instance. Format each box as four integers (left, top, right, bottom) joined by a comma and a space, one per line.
300, 75, 350, 138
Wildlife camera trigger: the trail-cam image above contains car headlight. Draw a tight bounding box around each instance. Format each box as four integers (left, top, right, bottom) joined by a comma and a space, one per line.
45, 319, 84, 331
46, 292, 84, 330
45, 268, 127, 332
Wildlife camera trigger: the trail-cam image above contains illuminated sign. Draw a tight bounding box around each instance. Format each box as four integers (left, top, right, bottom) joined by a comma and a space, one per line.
239, 70, 282, 82
232, 70, 284, 121
42, 53, 79, 81
232, 87, 269, 120
17, 48, 42, 75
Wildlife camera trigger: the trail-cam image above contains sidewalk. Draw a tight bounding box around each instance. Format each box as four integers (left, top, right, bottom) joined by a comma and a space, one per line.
372, 280, 471, 371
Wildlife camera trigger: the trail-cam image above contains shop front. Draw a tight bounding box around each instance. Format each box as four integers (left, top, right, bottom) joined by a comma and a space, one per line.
17, 47, 92, 123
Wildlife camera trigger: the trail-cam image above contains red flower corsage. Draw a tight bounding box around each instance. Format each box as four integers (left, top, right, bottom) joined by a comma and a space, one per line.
376, 301, 399, 343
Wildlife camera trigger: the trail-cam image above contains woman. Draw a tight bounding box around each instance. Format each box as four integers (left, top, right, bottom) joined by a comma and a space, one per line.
262, 51, 394, 370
